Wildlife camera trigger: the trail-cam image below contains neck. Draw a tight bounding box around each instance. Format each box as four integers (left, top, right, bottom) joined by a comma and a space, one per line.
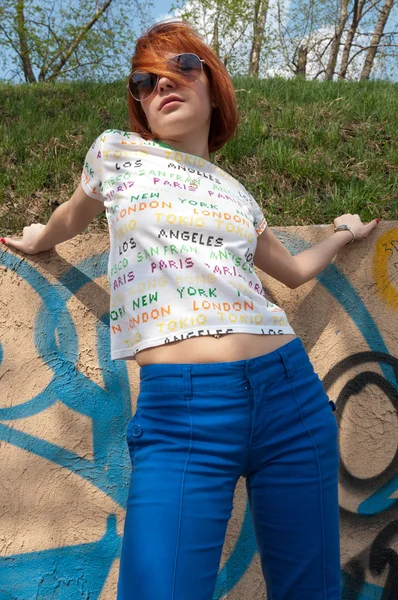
155, 136, 210, 161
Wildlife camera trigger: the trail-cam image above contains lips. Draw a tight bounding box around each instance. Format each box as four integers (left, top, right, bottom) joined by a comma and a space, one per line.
159, 95, 184, 110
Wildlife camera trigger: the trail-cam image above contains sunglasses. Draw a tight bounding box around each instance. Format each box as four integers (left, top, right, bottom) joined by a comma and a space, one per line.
127, 53, 206, 102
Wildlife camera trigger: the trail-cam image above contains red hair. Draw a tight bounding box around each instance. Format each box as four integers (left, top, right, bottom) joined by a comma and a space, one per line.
127, 21, 238, 153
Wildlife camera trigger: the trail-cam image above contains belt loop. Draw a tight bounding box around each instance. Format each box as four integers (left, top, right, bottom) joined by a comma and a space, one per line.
244, 361, 252, 389
278, 349, 294, 382
182, 365, 192, 400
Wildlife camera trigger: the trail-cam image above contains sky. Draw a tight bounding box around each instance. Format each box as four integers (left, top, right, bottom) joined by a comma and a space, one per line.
1, 0, 397, 82
0, 0, 175, 82
153, 0, 174, 20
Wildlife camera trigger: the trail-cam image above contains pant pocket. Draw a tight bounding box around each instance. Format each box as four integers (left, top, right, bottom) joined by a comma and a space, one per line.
292, 369, 339, 444
126, 407, 143, 466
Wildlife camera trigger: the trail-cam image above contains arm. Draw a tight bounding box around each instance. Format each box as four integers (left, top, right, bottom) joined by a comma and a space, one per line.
254, 214, 380, 289
2, 183, 104, 254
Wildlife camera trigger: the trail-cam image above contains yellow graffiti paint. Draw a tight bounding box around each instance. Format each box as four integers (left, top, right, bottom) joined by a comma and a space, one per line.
373, 228, 398, 310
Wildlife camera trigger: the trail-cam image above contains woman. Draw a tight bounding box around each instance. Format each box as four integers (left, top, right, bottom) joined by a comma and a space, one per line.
3, 20, 379, 600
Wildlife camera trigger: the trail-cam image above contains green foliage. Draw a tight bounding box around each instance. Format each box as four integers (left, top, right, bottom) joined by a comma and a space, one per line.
170, 0, 398, 80
0, 77, 396, 235
171, 0, 253, 72
0, 0, 151, 83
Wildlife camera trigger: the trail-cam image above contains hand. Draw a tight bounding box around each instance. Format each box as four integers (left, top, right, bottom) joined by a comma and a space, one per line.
1, 223, 52, 254
333, 214, 380, 243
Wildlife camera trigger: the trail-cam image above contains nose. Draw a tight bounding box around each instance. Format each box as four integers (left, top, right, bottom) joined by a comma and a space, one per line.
157, 75, 177, 94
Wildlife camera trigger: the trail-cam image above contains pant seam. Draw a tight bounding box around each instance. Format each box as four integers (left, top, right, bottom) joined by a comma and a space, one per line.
171, 392, 193, 599
278, 349, 294, 381
291, 380, 328, 600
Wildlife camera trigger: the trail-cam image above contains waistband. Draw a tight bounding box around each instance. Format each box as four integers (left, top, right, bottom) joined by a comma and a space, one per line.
139, 337, 309, 394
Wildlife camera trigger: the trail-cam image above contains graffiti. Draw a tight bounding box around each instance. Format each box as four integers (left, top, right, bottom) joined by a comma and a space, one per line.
1, 226, 397, 599
322, 352, 398, 600
369, 521, 398, 600
0, 251, 129, 599
0, 250, 258, 599
2, 515, 119, 600
278, 230, 398, 600
323, 352, 398, 515
373, 228, 398, 311
341, 520, 398, 600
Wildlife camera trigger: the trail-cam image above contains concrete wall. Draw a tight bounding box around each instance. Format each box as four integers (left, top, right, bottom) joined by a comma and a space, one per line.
0, 222, 397, 600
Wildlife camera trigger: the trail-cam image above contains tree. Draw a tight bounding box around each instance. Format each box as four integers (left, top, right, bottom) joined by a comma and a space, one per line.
0, 0, 151, 83
338, 0, 366, 78
172, 0, 397, 81
271, 0, 397, 80
172, 0, 253, 72
274, 0, 337, 79
324, 0, 350, 80
360, 0, 395, 78
329, 0, 397, 80
248, 0, 270, 76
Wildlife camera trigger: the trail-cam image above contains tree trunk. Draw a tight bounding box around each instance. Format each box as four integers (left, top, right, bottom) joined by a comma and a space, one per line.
324, 0, 349, 80
338, 0, 366, 79
15, 0, 36, 82
360, 0, 394, 79
39, 0, 114, 81
296, 45, 308, 77
212, 14, 220, 57
248, 0, 270, 77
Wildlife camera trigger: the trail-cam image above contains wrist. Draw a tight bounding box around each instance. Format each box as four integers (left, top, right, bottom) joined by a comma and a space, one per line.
30, 233, 53, 253
333, 224, 355, 244
332, 229, 353, 248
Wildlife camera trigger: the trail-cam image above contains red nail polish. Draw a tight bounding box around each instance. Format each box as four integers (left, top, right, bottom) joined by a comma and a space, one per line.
375, 219, 381, 224
0, 238, 6, 244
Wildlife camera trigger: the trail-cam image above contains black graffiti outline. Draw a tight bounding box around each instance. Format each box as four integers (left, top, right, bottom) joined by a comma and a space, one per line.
369, 519, 398, 600
323, 351, 398, 490
322, 351, 398, 599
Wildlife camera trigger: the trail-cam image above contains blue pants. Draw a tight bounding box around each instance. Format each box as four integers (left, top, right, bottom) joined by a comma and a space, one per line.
117, 338, 341, 600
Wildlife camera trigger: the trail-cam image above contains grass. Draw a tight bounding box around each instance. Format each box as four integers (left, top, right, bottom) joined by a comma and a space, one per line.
0, 76, 397, 235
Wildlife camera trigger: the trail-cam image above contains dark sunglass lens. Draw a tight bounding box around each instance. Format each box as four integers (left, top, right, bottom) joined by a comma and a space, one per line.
168, 54, 202, 81
130, 72, 157, 100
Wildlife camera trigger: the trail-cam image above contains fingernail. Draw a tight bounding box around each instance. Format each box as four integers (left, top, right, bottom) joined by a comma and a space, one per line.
0, 238, 6, 244
375, 219, 381, 224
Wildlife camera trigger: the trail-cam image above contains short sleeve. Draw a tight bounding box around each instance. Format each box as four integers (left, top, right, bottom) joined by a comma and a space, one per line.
81, 135, 104, 203
252, 198, 267, 237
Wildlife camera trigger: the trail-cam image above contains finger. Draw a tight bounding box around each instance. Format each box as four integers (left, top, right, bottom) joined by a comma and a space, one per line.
1, 237, 24, 250
362, 219, 380, 235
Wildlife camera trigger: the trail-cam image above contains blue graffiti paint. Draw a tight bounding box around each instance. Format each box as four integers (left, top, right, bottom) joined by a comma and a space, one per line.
0, 251, 131, 598
358, 474, 398, 515
211, 232, 394, 598
1, 230, 394, 600
341, 569, 383, 599
213, 502, 258, 599
1, 514, 121, 600
0, 253, 77, 419
280, 233, 397, 522
277, 231, 395, 389
0, 252, 133, 505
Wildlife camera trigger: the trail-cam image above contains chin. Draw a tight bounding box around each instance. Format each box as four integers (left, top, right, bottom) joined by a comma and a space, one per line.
154, 123, 197, 140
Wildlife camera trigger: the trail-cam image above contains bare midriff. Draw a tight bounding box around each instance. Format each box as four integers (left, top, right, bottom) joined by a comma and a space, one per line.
132, 332, 298, 366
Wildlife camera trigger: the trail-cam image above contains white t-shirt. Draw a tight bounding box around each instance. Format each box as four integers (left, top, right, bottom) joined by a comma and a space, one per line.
81, 129, 295, 360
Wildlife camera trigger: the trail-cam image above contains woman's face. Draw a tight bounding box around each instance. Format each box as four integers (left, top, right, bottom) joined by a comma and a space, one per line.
139, 54, 213, 146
